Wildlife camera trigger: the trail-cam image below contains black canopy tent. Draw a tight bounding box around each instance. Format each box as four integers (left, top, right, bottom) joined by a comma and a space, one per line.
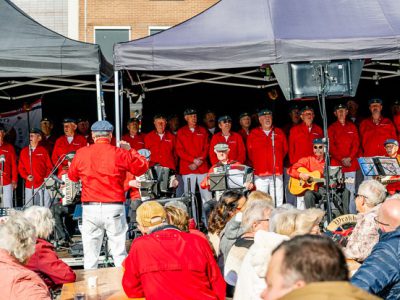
113, 0, 400, 139
0, 0, 113, 120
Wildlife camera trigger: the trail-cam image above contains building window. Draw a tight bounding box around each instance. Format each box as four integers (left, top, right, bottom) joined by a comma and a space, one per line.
148, 26, 171, 36
94, 27, 131, 62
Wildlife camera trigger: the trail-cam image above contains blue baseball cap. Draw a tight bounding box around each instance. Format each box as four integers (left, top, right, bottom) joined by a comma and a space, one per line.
91, 120, 114, 132
384, 139, 399, 147
313, 138, 325, 145
218, 115, 232, 123
257, 108, 272, 117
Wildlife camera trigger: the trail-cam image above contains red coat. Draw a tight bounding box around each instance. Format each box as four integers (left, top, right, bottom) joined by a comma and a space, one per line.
176, 125, 210, 175
122, 228, 226, 300
39, 134, 57, 156
247, 127, 288, 176
288, 156, 325, 191
121, 133, 145, 151
209, 132, 246, 165
0, 143, 18, 185
25, 238, 76, 288
51, 134, 87, 174
238, 128, 250, 144
386, 154, 400, 195
68, 139, 148, 203
359, 117, 397, 157
144, 130, 177, 170
289, 123, 323, 165
328, 121, 360, 172
18, 145, 53, 188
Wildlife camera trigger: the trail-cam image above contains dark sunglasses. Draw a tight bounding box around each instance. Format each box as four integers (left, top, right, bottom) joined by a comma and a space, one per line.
313, 145, 324, 149
222, 120, 232, 124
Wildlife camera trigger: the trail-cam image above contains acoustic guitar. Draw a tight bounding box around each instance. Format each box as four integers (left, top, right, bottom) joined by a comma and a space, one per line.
288, 167, 325, 196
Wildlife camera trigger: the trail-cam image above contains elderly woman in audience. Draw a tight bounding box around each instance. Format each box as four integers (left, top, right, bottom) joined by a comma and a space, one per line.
343, 179, 386, 262
24, 206, 76, 290
224, 200, 273, 286
292, 208, 325, 236
0, 212, 51, 299
207, 190, 247, 255
246, 190, 273, 205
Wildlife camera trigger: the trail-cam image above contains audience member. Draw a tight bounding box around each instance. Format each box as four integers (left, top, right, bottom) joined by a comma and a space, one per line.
292, 208, 325, 236
352, 195, 400, 299
122, 201, 225, 300
0, 213, 51, 299
246, 190, 273, 205
343, 180, 386, 262
24, 206, 76, 289
262, 235, 379, 300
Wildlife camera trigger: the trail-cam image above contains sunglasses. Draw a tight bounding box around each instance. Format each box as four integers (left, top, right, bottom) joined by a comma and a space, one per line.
354, 193, 368, 199
374, 216, 390, 227
222, 120, 232, 124
313, 145, 324, 149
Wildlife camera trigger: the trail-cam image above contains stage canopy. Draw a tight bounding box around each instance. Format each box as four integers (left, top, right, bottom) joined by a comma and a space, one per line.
114, 0, 400, 71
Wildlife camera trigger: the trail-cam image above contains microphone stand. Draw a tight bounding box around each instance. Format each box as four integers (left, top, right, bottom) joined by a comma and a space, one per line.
0, 159, 3, 207
271, 129, 277, 208
28, 143, 36, 205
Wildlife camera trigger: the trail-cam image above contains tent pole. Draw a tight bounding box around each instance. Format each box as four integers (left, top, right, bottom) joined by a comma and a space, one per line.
114, 71, 121, 146
96, 74, 102, 121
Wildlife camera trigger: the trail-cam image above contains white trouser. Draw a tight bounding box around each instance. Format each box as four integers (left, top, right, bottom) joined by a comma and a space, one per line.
82, 204, 128, 269
255, 175, 284, 207
183, 173, 212, 225
344, 171, 356, 214
1, 184, 13, 208
25, 187, 50, 207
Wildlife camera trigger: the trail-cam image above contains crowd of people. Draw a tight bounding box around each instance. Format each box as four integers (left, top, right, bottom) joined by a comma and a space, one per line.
1, 97, 400, 299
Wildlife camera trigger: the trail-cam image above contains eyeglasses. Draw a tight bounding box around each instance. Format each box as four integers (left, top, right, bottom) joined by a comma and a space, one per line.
258, 218, 270, 222
222, 120, 232, 124
354, 193, 368, 199
313, 145, 324, 149
374, 216, 390, 227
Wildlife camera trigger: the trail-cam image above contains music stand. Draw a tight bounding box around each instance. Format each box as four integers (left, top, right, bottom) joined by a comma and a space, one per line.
358, 157, 380, 176
209, 164, 254, 192
358, 157, 400, 176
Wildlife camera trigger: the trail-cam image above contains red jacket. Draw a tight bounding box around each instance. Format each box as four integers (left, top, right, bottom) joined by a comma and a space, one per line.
289, 123, 323, 165
39, 134, 57, 156
209, 132, 246, 165
68, 139, 148, 203
328, 121, 360, 172
122, 227, 226, 300
247, 127, 288, 176
0, 142, 18, 186
121, 133, 145, 150
238, 128, 250, 144
25, 238, 76, 288
18, 146, 53, 189
176, 125, 210, 175
359, 117, 397, 157
144, 130, 177, 170
0, 249, 50, 300
51, 134, 87, 174
288, 155, 325, 189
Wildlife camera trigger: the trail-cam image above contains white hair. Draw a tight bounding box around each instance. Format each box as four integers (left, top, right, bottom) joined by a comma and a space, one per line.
165, 200, 188, 214
358, 179, 386, 207
269, 205, 298, 233
23, 206, 55, 239
0, 212, 36, 263
241, 200, 273, 233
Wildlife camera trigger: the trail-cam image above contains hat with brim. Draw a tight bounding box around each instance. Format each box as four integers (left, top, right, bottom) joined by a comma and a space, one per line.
334, 103, 348, 111
214, 143, 229, 152
313, 138, 325, 145
91, 120, 114, 132
258, 109, 272, 117
218, 115, 232, 123
239, 112, 250, 119
62, 118, 77, 124
136, 201, 166, 227
30, 128, 42, 135
384, 139, 399, 147
300, 106, 314, 114
183, 108, 197, 116
369, 98, 383, 105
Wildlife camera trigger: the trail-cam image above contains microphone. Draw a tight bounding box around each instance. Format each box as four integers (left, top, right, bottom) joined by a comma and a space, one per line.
0, 154, 5, 162
50, 174, 65, 185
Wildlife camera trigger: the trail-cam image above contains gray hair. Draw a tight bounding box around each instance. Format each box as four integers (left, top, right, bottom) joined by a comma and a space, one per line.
92, 131, 111, 138
0, 212, 36, 263
269, 205, 298, 233
165, 200, 188, 214
269, 209, 301, 236
293, 208, 325, 236
241, 200, 273, 233
357, 179, 386, 207
23, 206, 55, 239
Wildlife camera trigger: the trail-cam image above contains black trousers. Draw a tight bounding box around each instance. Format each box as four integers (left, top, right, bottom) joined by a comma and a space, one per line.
304, 187, 350, 215
51, 202, 75, 241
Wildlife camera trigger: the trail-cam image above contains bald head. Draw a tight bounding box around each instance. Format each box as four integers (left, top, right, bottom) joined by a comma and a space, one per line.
377, 195, 400, 232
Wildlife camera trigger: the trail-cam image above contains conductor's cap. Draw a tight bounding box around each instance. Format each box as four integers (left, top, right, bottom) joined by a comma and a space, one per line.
91, 120, 114, 132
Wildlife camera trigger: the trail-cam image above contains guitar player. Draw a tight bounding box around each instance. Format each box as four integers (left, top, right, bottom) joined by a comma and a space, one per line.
288, 138, 350, 213
382, 139, 400, 194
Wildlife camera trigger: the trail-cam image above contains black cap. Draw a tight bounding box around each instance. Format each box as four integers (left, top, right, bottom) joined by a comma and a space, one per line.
127, 117, 140, 124
62, 118, 77, 124
334, 103, 347, 111
239, 112, 250, 119
153, 113, 167, 120
257, 108, 273, 117
289, 104, 300, 112
300, 106, 314, 114
40, 117, 53, 123
368, 98, 383, 105
184, 108, 197, 116
30, 128, 42, 135
218, 115, 232, 123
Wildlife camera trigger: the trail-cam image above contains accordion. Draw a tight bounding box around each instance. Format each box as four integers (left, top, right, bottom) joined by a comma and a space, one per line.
61, 174, 81, 206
